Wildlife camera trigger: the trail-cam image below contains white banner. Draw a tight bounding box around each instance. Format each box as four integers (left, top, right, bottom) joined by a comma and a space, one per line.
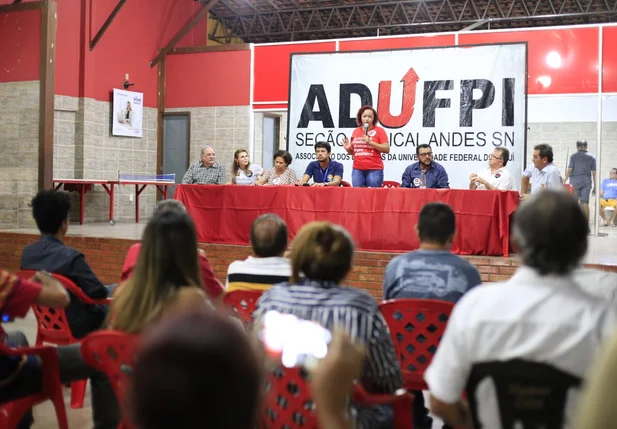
112, 88, 144, 138
287, 44, 527, 189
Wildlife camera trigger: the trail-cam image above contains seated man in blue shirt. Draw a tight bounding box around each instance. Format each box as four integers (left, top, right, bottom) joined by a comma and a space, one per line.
401, 144, 449, 189
383, 202, 481, 429
297, 141, 344, 187
21, 190, 111, 339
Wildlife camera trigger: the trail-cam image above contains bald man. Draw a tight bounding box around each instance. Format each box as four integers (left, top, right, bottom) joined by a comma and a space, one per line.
181, 146, 226, 185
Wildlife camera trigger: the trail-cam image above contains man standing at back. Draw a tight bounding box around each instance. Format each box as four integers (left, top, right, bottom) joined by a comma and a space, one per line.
226, 214, 291, 292
382, 202, 481, 429
565, 140, 596, 221
21, 190, 110, 339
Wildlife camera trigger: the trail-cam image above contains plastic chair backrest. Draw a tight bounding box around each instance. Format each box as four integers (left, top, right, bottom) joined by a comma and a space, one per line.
262, 365, 413, 429
564, 184, 575, 195
340, 180, 352, 187
382, 181, 401, 188
223, 290, 263, 328
81, 330, 140, 429
0, 342, 69, 429
379, 299, 454, 375
466, 359, 582, 429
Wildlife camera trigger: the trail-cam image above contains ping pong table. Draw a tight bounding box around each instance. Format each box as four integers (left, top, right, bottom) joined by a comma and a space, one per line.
53, 174, 176, 225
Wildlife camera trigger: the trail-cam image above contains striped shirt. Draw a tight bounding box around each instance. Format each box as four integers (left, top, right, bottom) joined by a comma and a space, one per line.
226, 256, 291, 293
254, 279, 403, 428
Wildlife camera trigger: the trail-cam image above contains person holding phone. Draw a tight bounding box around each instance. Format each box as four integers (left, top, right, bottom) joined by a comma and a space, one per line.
342, 105, 390, 188
254, 221, 402, 428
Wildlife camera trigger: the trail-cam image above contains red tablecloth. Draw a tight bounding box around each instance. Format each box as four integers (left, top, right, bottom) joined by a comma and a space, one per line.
174, 185, 519, 256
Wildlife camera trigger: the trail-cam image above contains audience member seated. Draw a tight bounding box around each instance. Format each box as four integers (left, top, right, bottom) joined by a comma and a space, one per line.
109, 209, 210, 333
225, 213, 291, 293
120, 200, 223, 300
424, 190, 617, 428
256, 150, 297, 186
21, 190, 110, 339
130, 310, 365, 429
0, 268, 119, 429
382, 202, 481, 429
254, 221, 402, 428
600, 168, 617, 226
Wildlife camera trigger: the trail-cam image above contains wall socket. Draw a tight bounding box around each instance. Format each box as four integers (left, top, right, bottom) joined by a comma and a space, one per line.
129, 194, 134, 202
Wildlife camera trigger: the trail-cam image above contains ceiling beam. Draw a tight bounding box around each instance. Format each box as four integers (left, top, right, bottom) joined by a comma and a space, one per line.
150, 0, 219, 68
90, 0, 127, 51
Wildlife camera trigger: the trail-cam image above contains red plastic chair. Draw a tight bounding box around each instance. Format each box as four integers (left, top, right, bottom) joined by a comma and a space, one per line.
223, 290, 264, 328
564, 184, 575, 195
382, 181, 401, 188
262, 366, 413, 429
17, 270, 111, 409
379, 299, 454, 390
0, 342, 68, 429
81, 330, 141, 429
340, 180, 352, 187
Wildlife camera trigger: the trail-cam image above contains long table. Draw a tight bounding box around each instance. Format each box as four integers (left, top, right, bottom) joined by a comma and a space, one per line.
174, 185, 519, 256
53, 178, 174, 224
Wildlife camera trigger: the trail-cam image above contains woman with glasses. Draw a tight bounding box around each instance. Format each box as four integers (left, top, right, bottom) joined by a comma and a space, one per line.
401, 144, 450, 188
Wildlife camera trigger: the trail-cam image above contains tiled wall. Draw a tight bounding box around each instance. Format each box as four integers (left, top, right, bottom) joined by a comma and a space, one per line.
0, 81, 40, 229
53, 96, 158, 224
166, 106, 251, 181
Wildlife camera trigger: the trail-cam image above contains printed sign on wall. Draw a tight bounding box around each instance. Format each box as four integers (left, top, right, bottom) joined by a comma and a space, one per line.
287, 43, 527, 189
112, 88, 144, 138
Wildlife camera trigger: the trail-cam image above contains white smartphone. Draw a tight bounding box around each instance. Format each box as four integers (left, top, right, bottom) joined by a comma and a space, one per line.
260, 310, 332, 370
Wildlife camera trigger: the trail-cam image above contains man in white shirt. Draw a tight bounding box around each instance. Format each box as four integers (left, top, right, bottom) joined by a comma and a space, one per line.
424, 190, 617, 428
469, 147, 515, 191
520, 144, 563, 200
225, 213, 291, 293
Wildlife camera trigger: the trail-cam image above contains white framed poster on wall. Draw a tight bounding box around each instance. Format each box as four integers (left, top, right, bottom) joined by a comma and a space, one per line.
112, 88, 144, 138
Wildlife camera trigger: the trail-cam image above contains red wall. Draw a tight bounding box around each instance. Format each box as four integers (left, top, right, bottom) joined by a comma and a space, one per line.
0, 0, 208, 107
0, 9, 40, 83
249, 25, 617, 108
166, 50, 251, 108
603, 26, 617, 92
459, 27, 599, 94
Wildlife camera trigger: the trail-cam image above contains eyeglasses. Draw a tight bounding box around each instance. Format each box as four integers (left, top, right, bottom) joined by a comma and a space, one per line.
489, 154, 503, 161
419, 152, 433, 157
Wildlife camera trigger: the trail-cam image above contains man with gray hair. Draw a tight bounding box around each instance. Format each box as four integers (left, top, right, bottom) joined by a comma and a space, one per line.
181, 146, 226, 185
226, 213, 291, 293
425, 190, 616, 428
565, 140, 596, 221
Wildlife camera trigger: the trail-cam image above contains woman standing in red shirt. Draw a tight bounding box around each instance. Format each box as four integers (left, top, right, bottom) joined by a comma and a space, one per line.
343, 105, 390, 187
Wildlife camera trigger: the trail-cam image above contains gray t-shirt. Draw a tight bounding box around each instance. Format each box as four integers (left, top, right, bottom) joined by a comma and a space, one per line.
382, 250, 481, 303
568, 150, 596, 184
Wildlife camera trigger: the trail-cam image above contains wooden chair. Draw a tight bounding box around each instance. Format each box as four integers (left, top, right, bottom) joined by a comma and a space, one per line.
262, 365, 413, 428
81, 330, 141, 429
0, 342, 68, 429
17, 270, 111, 408
379, 299, 454, 390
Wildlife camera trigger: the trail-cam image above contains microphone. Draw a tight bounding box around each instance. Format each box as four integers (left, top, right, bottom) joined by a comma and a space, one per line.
363, 123, 369, 136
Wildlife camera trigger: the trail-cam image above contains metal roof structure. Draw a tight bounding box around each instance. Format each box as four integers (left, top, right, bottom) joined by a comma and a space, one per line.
207, 0, 617, 43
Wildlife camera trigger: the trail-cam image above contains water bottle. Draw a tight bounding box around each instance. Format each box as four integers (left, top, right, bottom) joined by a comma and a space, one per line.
420, 170, 426, 189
